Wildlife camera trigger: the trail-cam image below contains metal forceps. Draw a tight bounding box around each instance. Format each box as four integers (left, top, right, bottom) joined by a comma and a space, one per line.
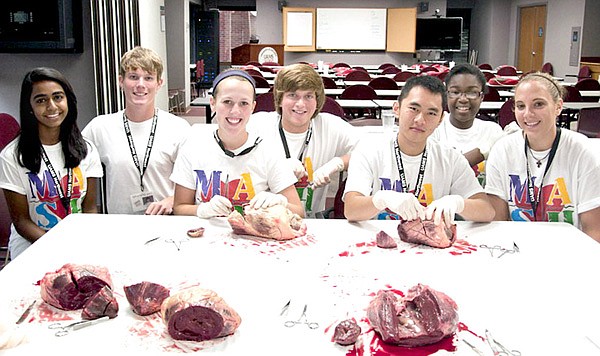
165, 237, 189, 251
283, 304, 319, 329
479, 242, 519, 258
48, 316, 109, 337
485, 329, 521, 356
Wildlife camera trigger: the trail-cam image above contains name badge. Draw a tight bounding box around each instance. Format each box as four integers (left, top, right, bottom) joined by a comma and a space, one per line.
130, 191, 156, 212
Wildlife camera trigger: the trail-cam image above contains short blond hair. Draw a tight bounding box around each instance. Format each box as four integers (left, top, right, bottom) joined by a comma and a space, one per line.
119, 46, 164, 80
273, 64, 325, 118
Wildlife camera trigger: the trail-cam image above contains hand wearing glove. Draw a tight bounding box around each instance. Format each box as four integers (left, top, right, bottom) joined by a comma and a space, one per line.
286, 158, 307, 180
312, 157, 345, 188
479, 143, 491, 161
372, 190, 425, 221
196, 195, 233, 218
425, 195, 465, 227
249, 191, 288, 210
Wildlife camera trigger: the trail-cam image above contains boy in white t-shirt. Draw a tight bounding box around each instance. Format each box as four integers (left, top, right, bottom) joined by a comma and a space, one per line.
343, 75, 495, 225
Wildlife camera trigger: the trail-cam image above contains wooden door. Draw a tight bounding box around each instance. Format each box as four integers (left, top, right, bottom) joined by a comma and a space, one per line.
517, 5, 546, 72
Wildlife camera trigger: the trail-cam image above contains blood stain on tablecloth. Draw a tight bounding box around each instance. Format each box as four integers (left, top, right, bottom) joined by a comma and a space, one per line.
338, 241, 377, 257
448, 239, 478, 256
345, 329, 457, 356
222, 233, 318, 255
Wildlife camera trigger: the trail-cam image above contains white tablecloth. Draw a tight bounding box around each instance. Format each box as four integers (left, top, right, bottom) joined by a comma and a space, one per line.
1, 214, 600, 355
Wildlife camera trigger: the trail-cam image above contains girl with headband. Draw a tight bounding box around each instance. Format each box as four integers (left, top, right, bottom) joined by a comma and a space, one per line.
485, 72, 600, 242
171, 69, 304, 218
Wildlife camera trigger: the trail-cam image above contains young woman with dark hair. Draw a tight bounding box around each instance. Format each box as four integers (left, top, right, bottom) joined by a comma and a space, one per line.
0, 67, 103, 259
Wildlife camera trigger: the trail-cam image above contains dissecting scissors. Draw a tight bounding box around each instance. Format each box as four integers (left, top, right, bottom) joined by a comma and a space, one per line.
165, 238, 189, 251
48, 316, 109, 337
479, 242, 519, 258
284, 304, 319, 329
485, 329, 521, 356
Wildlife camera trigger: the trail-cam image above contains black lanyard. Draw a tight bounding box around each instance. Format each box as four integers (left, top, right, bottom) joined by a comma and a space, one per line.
393, 139, 427, 197
123, 111, 157, 192
278, 117, 312, 160
41, 147, 72, 213
213, 130, 262, 157
524, 128, 561, 221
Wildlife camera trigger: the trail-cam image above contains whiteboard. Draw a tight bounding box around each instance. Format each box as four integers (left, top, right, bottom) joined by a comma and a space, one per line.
286, 12, 313, 46
316, 8, 387, 50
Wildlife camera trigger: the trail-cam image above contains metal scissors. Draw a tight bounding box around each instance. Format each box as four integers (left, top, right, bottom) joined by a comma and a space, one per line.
485, 329, 521, 356
284, 304, 319, 329
479, 242, 519, 258
48, 316, 109, 337
165, 237, 189, 251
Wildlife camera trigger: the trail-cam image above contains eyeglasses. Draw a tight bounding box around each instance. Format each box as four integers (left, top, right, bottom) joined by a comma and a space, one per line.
447, 90, 483, 99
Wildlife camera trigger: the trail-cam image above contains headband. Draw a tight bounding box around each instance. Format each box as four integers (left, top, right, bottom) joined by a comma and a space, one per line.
522, 73, 563, 97
211, 70, 256, 92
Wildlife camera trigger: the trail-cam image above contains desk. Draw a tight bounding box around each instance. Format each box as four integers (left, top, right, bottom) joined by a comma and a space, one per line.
559, 102, 600, 128
1, 214, 599, 355
190, 96, 212, 123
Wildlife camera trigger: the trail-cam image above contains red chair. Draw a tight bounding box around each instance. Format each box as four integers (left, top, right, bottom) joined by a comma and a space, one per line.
252, 92, 275, 113
498, 98, 517, 129
321, 76, 338, 89
393, 71, 417, 82
483, 85, 502, 101
541, 62, 554, 75
367, 76, 398, 90
478, 63, 493, 70
251, 75, 270, 89
340, 84, 378, 120
332, 62, 351, 68
420, 66, 439, 73
566, 65, 592, 80
244, 68, 263, 77
344, 70, 371, 81
352, 66, 368, 72
576, 108, 600, 138
245, 61, 261, 66
321, 96, 346, 119
575, 78, 600, 102
564, 86, 583, 102
261, 61, 280, 66
381, 66, 401, 75
483, 72, 496, 82
0, 113, 20, 267
378, 63, 396, 70
496, 65, 518, 76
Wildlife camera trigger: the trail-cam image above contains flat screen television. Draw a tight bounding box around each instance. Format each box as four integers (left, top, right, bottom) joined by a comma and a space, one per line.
0, 0, 83, 53
416, 17, 462, 51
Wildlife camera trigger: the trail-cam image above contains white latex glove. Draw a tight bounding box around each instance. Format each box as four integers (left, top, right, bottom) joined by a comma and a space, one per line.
286, 158, 307, 180
0, 315, 27, 350
372, 190, 425, 221
196, 195, 233, 218
312, 157, 345, 188
503, 121, 520, 135
249, 191, 288, 210
479, 143, 491, 160
425, 195, 465, 227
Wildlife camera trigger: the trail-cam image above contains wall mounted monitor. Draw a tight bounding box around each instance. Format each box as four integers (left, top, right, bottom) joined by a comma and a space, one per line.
416, 17, 463, 51
0, 0, 83, 53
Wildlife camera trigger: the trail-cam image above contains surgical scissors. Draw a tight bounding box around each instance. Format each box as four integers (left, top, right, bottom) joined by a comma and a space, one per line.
165, 237, 189, 251
485, 329, 521, 356
48, 316, 109, 337
479, 242, 519, 258
284, 304, 319, 329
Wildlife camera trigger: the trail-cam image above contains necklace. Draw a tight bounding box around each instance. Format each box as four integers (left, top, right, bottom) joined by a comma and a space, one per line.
528, 147, 550, 168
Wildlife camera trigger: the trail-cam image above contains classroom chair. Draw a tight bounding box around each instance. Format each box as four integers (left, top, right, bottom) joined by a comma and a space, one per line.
0, 113, 20, 267
541, 62, 554, 75
497, 98, 517, 129
367, 76, 398, 90
321, 97, 346, 119
253, 92, 275, 113
381, 66, 401, 75
478, 63, 493, 70
344, 70, 371, 81
393, 71, 417, 82
321, 76, 338, 89
576, 108, 600, 138
496, 65, 518, 76
251, 75, 271, 88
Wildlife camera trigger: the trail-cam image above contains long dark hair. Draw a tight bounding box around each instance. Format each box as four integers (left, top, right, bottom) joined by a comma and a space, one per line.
18, 67, 88, 173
